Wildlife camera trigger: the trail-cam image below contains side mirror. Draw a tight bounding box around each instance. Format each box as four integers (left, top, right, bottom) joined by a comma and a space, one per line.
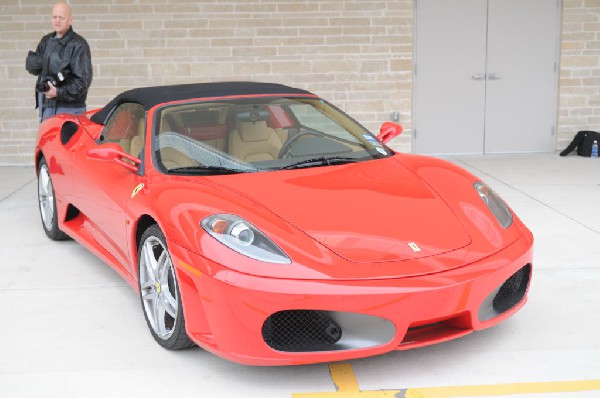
87, 144, 141, 172
377, 122, 403, 144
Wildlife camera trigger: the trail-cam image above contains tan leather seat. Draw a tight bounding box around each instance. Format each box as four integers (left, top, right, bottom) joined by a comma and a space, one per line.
160, 148, 199, 170
106, 109, 138, 154
228, 120, 283, 162
177, 125, 228, 152
128, 121, 145, 158
119, 138, 132, 154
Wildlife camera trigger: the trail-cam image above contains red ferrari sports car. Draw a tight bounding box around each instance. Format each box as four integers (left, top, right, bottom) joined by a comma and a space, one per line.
35, 82, 533, 365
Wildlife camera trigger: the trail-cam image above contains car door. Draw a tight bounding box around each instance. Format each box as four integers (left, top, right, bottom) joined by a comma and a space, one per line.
71, 103, 146, 272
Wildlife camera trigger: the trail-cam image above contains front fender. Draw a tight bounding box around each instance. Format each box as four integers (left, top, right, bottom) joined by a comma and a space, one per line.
397, 154, 531, 254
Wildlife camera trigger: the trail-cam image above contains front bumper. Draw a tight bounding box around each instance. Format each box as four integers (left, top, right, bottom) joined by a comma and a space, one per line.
171, 234, 533, 365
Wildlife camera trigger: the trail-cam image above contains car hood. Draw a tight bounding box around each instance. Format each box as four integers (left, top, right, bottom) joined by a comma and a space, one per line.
209, 157, 472, 263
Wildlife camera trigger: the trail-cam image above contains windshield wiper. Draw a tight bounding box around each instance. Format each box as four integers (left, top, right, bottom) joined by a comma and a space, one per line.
277, 156, 360, 170
168, 165, 248, 175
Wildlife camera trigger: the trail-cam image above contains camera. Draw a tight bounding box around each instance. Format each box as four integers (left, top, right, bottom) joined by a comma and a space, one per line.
37, 70, 68, 92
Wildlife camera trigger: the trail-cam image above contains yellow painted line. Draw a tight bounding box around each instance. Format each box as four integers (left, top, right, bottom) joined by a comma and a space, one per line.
292, 363, 397, 398
292, 363, 600, 398
292, 391, 398, 398
404, 379, 600, 398
330, 364, 360, 392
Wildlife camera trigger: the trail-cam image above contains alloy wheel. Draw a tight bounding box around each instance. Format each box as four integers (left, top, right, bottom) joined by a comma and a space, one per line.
139, 236, 179, 340
38, 163, 55, 231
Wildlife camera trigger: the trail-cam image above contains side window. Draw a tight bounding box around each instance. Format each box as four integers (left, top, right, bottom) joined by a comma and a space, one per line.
100, 103, 145, 156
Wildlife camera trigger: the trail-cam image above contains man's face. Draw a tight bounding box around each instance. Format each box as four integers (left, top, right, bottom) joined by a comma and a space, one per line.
51, 4, 72, 37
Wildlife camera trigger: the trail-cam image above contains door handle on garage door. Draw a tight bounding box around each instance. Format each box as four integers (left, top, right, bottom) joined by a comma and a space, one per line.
487, 73, 502, 80
471, 74, 485, 80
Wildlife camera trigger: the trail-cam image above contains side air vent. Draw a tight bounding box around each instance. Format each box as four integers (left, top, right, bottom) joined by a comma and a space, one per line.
60, 121, 79, 145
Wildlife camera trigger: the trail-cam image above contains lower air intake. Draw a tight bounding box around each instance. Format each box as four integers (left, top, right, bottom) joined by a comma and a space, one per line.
262, 310, 342, 352
493, 264, 531, 313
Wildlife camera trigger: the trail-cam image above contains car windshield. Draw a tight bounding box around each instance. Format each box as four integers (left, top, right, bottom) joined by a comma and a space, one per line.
153, 97, 392, 175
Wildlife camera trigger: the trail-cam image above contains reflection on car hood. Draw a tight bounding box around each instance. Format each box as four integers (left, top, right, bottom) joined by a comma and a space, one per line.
209, 157, 472, 263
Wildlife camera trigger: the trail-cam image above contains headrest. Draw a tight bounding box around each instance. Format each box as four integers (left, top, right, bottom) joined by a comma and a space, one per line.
238, 121, 271, 142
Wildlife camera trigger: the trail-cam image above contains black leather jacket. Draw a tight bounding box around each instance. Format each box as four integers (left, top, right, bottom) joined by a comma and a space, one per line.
26, 27, 93, 109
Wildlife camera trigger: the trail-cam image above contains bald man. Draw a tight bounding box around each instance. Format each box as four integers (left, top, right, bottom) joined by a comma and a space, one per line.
26, 2, 93, 122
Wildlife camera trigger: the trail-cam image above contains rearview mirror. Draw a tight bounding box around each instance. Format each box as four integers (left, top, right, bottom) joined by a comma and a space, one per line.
377, 122, 403, 144
87, 144, 140, 172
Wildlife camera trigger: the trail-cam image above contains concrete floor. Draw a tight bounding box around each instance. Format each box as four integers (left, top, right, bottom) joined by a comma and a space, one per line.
1, 154, 599, 397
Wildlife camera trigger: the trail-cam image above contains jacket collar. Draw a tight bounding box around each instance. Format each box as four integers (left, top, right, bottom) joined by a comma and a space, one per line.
55, 26, 74, 45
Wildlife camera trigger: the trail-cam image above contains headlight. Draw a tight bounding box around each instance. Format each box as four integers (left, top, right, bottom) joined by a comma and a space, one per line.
474, 182, 513, 228
201, 214, 291, 264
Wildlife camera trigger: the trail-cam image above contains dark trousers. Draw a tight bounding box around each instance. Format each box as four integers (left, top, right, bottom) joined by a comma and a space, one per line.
38, 92, 86, 122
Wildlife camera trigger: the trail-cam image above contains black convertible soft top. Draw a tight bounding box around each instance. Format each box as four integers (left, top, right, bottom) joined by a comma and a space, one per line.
90, 81, 314, 125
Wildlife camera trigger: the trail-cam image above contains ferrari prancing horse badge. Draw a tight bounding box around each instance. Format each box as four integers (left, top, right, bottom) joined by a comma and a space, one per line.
408, 242, 421, 252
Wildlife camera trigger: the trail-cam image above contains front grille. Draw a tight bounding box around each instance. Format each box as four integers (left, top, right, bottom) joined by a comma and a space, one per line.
493, 264, 531, 313
262, 310, 342, 352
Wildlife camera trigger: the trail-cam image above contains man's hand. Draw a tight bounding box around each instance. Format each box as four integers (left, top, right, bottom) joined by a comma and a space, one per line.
44, 82, 57, 99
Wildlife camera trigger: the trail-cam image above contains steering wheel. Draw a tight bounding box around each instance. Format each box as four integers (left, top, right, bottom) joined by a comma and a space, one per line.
278, 129, 322, 159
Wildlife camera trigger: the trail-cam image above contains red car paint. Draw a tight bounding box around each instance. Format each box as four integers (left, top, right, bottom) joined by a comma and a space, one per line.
35, 83, 533, 365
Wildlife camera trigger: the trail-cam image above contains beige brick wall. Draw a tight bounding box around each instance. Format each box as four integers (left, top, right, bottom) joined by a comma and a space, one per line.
558, 0, 600, 150
0, 0, 595, 165
0, 0, 413, 165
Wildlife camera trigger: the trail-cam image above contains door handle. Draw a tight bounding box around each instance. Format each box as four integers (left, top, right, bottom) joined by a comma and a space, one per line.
471, 73, 485, 80
487, 73, 502, 80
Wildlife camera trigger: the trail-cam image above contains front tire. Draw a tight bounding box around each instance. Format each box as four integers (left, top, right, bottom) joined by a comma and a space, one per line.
138, 225, 194, 350
37, 158, 69, 241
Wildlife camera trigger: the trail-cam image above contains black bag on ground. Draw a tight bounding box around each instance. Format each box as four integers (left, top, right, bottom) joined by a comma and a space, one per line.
560, 130, 600, 157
